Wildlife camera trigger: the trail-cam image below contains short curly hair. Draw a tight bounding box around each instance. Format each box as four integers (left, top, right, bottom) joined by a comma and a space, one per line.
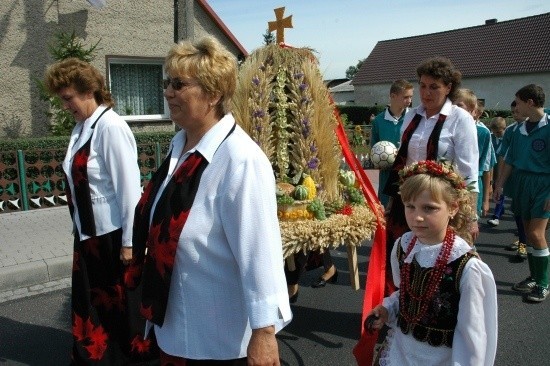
164, 36, 237, 116
416, 57, 462, 101
44, 57, 114, 107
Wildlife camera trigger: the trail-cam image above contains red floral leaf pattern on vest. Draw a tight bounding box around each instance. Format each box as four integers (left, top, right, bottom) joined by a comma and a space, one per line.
124, 263, 142, 289
130, 334, 152, 354
140, 303, 153, 320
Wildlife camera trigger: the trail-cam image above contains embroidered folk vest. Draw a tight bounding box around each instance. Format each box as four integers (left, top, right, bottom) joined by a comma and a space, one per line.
396, 243, 476, 347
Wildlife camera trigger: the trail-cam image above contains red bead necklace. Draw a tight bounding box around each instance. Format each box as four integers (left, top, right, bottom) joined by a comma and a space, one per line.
399, 227, 455, 324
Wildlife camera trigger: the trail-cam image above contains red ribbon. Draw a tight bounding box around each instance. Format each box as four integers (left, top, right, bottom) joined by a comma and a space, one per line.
331, 105, 387, 366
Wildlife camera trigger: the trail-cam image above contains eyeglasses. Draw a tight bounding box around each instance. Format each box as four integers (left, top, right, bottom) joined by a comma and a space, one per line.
162, 78, 197, 91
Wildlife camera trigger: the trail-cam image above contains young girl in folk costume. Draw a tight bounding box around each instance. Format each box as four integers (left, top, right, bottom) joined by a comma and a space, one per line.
367, 160, 497, 365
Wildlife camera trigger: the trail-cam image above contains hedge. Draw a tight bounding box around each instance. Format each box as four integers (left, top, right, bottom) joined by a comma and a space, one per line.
0, 131, 175, 151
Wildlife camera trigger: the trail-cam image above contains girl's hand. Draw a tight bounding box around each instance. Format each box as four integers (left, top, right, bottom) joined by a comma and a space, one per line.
365, 305, 388, 333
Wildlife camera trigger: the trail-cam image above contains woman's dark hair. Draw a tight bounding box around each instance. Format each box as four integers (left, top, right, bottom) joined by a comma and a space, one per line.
416, 57, 462, 100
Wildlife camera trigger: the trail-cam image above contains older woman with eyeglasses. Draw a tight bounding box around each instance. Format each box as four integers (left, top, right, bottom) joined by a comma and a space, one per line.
44, 58, 158, 365
129, 36, 292, 365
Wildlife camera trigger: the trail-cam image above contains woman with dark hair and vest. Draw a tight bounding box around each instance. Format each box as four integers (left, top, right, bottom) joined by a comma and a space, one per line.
382, 57, 480, 294
45, 58, 158, 364
129, 36, 292, 365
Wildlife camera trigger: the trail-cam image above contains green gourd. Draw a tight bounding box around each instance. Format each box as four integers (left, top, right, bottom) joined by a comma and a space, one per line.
293, 185, 309, 200
339, 170, 355, 187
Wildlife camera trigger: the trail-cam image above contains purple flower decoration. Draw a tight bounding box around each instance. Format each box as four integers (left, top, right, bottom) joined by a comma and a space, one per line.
253, 110, 265, 118
301, 118, 310, 137
307, 157, 320, 170
299, 83, 307, 91
294, 72, 304, 79
309, 143, 317, 153
252, 77, 260, 86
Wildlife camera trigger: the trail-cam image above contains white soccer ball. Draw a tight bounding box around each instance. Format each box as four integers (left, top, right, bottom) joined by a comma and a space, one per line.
370, 141, 397, 169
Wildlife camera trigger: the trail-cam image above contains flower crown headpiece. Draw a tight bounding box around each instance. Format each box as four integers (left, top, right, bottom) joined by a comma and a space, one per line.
399, 160, 473, 192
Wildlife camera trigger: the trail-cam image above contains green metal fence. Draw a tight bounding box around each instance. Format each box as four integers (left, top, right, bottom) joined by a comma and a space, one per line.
0, 143, 169, 213
0, 126, 371, 213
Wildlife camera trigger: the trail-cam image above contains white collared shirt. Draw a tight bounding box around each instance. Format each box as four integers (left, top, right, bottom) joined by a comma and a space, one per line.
384, 107, 409, 125
63, 106, 141, 245
518, 113, 548, 135
401, 99, 479, 191
149, 114, 292, 359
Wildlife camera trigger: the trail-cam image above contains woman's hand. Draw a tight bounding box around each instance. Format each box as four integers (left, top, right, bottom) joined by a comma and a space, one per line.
247, 326, 279, 365
120, 247, 132, 265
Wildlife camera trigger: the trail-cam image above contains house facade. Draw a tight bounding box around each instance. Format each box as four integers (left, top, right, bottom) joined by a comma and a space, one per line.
328, 80, 355, 105
353, 13, 550, 110
0, 0, 246, 138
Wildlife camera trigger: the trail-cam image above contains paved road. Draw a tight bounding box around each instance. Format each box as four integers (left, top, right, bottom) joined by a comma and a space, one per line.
0, 206, 72, 303
1, 208, 549, 365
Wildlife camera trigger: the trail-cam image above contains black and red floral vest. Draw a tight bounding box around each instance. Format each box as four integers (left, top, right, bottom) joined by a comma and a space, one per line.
396, 242, 476, 347
128, 123, 236, 326
66, 107, 111, 237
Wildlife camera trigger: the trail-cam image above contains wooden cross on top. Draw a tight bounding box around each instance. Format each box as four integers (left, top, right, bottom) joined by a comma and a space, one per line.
268, 7, 293, 44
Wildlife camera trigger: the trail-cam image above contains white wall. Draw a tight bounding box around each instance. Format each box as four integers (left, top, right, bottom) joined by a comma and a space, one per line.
354, 73, 550, 109
0, 0, 242, 138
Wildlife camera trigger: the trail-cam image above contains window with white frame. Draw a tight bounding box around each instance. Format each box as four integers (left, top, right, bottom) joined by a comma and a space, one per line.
107, 56, 168, 120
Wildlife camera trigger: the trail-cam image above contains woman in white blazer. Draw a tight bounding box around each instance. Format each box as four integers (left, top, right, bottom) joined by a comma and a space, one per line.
45, 58, 157, 365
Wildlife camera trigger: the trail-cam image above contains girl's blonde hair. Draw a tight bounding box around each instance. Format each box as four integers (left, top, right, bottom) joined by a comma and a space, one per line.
164, 36, 237, 117
399, 161, 475, 244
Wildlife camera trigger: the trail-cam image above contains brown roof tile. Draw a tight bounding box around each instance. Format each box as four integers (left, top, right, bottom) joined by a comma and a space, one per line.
353, 12, 550, 85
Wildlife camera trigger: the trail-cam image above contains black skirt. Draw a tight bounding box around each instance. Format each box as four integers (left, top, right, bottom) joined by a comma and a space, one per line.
71, 228, 159, 365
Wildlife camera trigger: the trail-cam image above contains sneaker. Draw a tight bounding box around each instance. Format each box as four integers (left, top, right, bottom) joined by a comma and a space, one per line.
506, 240, 519, 251
512, 277, 536, 293
487, 218, 499, 227
516, 243, 528, 259
526, 285, 550, 302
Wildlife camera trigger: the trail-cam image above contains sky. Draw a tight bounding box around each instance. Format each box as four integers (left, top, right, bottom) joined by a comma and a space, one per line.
207, 0, 550, 80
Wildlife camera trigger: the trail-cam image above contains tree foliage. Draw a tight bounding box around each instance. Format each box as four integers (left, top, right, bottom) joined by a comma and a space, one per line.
49, 31, 101, 62
345, 58, 365, 80
38, 32, 101, 136
263, 29, 275, 45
